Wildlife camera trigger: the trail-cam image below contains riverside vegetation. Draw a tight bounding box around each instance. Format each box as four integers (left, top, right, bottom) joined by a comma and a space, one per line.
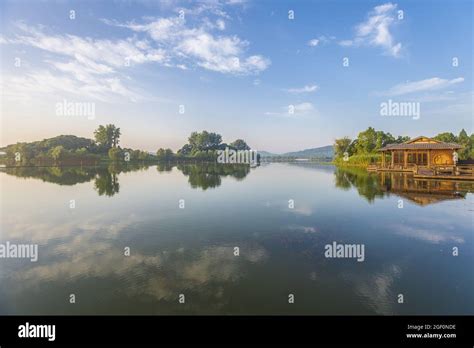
2, 125, 472, 168
0, 125, 256, 167
332, 127, 473, 167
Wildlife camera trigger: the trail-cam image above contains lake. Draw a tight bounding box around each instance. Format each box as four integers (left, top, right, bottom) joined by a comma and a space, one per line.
0, 163, 472, 315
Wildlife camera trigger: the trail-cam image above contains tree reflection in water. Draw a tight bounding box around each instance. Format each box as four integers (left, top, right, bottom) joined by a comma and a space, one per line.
0, 162, 252, 195
334, 166, 473, 205
3, 163, 471, 204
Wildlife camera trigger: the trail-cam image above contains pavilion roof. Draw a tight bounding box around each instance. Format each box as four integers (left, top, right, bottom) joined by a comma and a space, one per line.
378, 136, 462, 151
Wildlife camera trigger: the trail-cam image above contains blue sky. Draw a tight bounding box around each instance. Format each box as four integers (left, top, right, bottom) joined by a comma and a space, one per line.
0, 0, 472, 153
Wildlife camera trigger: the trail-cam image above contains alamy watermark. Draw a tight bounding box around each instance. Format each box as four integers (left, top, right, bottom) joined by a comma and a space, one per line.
380, 99, 420, 120
55, 99, 96, 120
324, 241, 365, 262
0, 241, 38, 262
18, 322, 55, 341
217, 147, 258, 165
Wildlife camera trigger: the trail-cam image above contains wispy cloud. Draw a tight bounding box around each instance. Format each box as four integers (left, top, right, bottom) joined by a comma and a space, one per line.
1, 69, 142, 103
2, 3, 269, 103
307, 35, 333, 47
378, 77, 464, 96
104, 14, 270, 75
390, 224, 465, 244
293, 102, 314, 113
339, 2, 403, 57
285, 84, 319, 94
265, 102, 316, 117
286, 225, 319, 233
2, 22, 164, 102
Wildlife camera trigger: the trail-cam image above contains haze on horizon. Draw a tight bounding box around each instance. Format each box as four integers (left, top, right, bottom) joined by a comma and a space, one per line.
0, 0, 472, 153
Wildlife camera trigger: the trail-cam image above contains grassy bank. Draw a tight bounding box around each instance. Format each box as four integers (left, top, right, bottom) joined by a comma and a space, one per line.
333, 154, 381, 168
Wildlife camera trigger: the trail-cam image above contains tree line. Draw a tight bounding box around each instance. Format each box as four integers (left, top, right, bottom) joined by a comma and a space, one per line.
0, 125, 254, 165
156, 131, 251, 161
334, 127, 473, 165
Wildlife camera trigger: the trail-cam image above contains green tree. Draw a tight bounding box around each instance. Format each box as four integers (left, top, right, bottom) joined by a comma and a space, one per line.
156, 148, 166, 160
188, 131, 222, 151
112, 127, 121, 147
94, 124, 121, 150
457, 129, 471, 160
334, 137, 352, 158
6, 143, 33, 165
355, 127, 378, 153
50, 146, 66, 163
75, 148, 88, 156
230, 139, 250, 150
108, 147, 122, 161
375, 131, 395, 149
156, 148, 173, 160
40, 135, 94, 152
138, 151, 149, 160
132, 150, 141, 160
434, 132, 457, 143
177, 144, 193, 156
164, 148, 174, 160
395, 136, 410, 143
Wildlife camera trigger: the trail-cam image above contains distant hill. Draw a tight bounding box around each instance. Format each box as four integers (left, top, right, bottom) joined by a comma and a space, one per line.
258, 150, 278, 157
283, 145, 334, 158
1, 135, 95, 152
259, 145, 334, 159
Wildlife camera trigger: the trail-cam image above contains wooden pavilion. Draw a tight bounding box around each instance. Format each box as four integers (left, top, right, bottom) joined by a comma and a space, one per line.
378, 136, 461, 169
370, 136, 473, 180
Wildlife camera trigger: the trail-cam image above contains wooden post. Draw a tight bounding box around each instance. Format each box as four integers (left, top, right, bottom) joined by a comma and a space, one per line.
391, 151, 394, 168
382, 151, 385, 168
427, 150, 431, 168
403, 151, 407, 169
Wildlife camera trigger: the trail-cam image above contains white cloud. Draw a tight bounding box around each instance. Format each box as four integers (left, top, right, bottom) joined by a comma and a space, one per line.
293, 102, 314, 113
286, 84, 319, 94
286, 225, 319, 233
380, 77, 464, 96
226, 0, 247, 4
2, 5, 269, 102
2, 22, 167, 102
2, 69, 142, 103
216, 19, 226, 30
391, 224, 464, 244
307, 35, 334, 47
107, 15, 270, 75
340, 2, 403, 57
265, 102, 316, 117
338, 40, 353, 47
15, 22, 165, 69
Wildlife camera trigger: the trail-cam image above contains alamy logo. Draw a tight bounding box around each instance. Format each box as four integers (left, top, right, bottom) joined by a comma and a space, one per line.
217, 147, 257, 165
0, 241, 38, 262
55, 99, 96, 119
18, 322, 56, 341
324, 241, 365, 262
380, 99, 420, 120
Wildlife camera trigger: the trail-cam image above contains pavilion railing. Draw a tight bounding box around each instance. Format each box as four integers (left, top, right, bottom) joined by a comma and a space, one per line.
372, 163, 474, 177
455, 165, 474, 176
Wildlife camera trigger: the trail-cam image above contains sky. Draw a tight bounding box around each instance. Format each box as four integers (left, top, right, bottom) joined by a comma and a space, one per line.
0, 0, 472, 153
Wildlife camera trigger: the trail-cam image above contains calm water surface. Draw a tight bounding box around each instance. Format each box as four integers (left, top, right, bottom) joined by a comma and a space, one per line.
0, 163, 473, 315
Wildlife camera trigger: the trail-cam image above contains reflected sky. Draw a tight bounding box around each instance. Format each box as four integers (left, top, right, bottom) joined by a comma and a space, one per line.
0, 163, 472, 314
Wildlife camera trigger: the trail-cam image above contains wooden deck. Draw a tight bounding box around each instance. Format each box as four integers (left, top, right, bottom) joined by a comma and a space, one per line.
367, 164, 474, 181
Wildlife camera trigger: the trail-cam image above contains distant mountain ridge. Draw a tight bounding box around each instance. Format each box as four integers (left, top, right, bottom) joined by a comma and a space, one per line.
259, 145, 334, 159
